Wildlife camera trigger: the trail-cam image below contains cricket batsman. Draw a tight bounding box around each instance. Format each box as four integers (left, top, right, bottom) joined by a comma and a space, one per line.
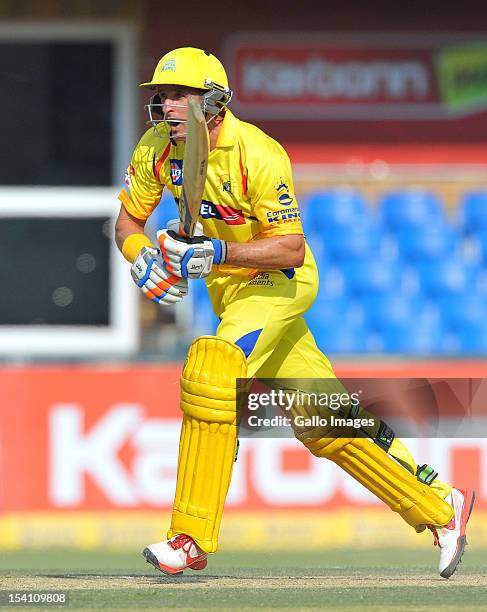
115, 47, 475, 579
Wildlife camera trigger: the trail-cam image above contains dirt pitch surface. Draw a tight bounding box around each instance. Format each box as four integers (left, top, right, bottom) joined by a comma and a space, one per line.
1, 549, 487, 610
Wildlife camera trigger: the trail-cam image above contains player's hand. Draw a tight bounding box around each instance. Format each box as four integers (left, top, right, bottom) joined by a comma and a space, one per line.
157, 228, 227, 279
131, 246, 188, 305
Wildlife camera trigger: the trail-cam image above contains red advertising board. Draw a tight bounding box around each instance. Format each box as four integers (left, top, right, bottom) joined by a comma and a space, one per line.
225, 33, 487, 120
1, 364, 487, 514
219, 32, 487, 143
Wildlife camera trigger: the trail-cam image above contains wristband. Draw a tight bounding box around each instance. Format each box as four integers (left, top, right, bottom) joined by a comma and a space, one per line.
122, 233, 152, 263
211, 239, 227, 265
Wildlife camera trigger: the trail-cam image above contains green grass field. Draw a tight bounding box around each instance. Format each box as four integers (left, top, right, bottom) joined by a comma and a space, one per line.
1, 548, 486, 611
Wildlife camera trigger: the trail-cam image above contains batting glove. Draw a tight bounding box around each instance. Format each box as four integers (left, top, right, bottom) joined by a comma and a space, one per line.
157, 229, 227, 279
131, 246, 188, 305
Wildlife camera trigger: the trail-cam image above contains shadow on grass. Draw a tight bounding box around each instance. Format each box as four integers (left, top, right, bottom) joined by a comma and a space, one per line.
33, 572, 223, 585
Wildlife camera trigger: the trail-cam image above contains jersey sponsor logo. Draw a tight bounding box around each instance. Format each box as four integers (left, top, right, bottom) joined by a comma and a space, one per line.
275, 179, 294, 206
248, 272, 274, 287
200, 200, 246, 225
267, 207, 301, 224
170, 159, 183, 185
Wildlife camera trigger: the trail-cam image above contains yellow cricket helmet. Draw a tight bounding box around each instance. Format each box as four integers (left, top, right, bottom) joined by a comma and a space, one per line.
141, 47, 232, 116
140, 47, 227, 89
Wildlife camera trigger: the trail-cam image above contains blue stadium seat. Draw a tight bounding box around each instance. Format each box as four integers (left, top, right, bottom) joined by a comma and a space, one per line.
310, 319, 370, 354
470, 229, 487, 265
321, 220, 385, 261
192, 309, 219, 336
360, 293, 424, 332
305, 232, 328, 265
306, 295, 363, 331
395, 224, 459, 262
307, 294, 348, 319
415, 260, 480, 298
340, 258, 405, 297
315, 266, 346, 299
191, 279, 219, 336
301, 188, 368, 235
379, 190, 444, 232
456, 322, 487, 355
380, 319, 449, 354
460, 191, 487, 234
192, 277, 210, 301
144, 191, 179, 244
437, 293, 487, 332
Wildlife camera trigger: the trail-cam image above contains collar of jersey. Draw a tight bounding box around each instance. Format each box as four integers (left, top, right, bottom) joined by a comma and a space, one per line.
215, 109, 238, 148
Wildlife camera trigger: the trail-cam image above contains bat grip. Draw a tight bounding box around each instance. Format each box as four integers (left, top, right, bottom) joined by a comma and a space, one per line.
182, 218, 197, 239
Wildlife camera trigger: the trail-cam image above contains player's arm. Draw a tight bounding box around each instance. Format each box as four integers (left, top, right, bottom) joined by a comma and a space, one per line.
116, 141, 189, 304
225, 234, 305, 269
158, 229, 304, 279
116, 131, 171, 262
115, 204, 151, 263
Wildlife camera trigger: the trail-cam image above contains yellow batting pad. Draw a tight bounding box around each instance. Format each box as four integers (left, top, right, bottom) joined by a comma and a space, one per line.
302, 435, 453, 529
168, 336, 247, 553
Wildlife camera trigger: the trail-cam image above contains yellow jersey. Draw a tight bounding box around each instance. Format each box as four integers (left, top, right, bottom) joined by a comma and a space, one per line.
118, 109, 305, 283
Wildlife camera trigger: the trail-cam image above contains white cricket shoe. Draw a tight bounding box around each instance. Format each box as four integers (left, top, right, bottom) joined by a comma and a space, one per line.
142, 534, 208, 575
428, 488, 475, 579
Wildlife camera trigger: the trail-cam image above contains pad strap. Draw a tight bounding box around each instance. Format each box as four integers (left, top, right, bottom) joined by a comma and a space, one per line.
416, 463, 438, 486
373, 420, 395, 452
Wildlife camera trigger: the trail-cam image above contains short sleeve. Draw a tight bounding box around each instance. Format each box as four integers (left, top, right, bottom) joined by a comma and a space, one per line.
117, 136, 165, 220
249, 146, 303, 237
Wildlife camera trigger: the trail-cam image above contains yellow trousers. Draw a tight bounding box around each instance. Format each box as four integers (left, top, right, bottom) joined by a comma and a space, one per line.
209, 253, 452, 504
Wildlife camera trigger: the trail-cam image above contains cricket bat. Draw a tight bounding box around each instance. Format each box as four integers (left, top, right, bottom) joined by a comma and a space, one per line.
179, 97, 210, 238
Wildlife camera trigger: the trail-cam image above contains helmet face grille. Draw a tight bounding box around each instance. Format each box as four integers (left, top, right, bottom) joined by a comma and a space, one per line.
203, 82, 233, 115
148, 93, 164, 117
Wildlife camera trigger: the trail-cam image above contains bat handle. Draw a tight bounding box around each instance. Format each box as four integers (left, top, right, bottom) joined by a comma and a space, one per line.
182, 218, 197, 239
